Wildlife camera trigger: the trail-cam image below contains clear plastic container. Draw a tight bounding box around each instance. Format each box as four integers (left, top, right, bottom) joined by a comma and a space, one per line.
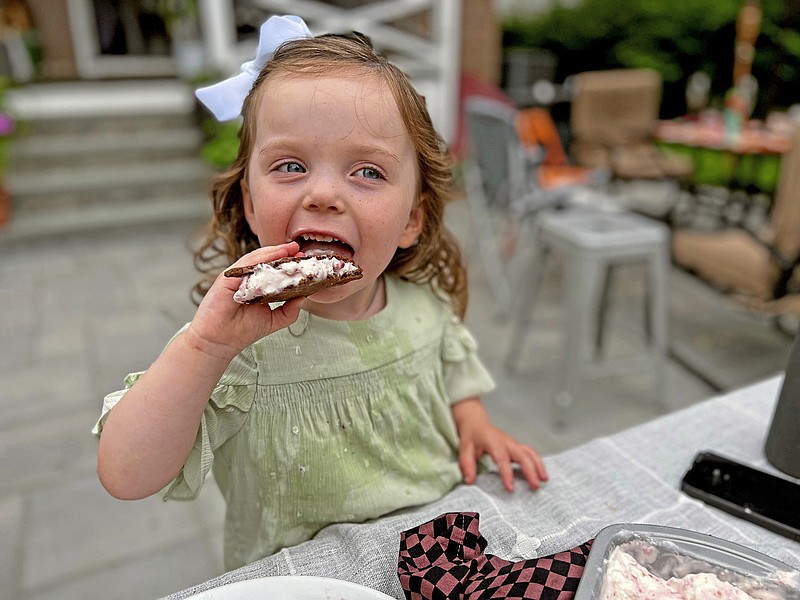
574, 523, 800, 599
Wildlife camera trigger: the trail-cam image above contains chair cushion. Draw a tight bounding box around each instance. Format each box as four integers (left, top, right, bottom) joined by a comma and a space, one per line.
538, 164, 595, 189
611, 144, 666, 179
572, 140, 612, 170
672, 228, 778, 299
516, 107, 570, 167
572, 141, 692, 181
571, 68, 662, 147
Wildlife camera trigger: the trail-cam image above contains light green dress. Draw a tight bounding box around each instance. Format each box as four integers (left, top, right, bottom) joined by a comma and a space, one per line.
94, 276, 495, 571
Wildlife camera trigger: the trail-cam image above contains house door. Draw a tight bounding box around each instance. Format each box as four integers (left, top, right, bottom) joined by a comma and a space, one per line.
67, 0, 177, 78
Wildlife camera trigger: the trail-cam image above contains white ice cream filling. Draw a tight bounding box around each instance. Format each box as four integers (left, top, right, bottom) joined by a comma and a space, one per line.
233, 256, 358, 303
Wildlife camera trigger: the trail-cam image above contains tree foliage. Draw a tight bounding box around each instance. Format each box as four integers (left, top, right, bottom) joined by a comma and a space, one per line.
502, 0, 800, 118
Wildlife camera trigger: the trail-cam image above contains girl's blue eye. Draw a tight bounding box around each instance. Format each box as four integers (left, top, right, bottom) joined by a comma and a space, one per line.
278, 162, 305, 173
355, 167, 383, 180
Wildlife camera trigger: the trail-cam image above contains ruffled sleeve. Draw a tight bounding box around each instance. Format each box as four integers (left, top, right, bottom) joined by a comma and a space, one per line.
441, 315, 496, 404
92, 370, 146, 435
162, 346, 258, 500
92, 328, 259, 501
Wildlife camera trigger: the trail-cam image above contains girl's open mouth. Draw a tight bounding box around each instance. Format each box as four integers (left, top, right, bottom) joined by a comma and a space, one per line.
296, 233, 354, 259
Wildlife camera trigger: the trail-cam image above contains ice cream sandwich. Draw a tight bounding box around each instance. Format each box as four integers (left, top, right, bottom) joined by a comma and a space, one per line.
224, 254, 363, 304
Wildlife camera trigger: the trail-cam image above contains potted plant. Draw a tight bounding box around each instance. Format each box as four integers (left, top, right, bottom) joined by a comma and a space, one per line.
158, 0, 205, 78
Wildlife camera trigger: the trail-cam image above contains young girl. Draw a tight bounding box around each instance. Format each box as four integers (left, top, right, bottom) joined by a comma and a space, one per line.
94, 15, 548, 572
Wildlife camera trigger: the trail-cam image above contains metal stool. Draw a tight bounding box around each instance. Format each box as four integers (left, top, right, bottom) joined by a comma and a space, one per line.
506, 208, 670, 427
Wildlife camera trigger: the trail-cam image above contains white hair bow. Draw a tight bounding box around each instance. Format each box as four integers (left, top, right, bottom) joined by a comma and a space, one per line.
195, 15, 313, 121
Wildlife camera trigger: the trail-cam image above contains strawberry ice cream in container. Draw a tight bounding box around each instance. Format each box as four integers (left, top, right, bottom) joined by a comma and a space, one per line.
575, 524, 800, 600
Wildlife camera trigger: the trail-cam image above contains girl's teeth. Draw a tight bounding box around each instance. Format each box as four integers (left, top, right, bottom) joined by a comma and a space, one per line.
303, 234, 336, 243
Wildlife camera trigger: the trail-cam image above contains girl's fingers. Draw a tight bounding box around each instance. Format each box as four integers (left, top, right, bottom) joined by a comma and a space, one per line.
236, 241, 300, 266
459, 441, 478, 485
493, 441, 549, 492
498, 460, 515, 492
489, 448, 514, 492
513, 447, 547, 490
223, 242, 301, 280
532, 449, 549, 481
270, 297, 303, 329
458, 425, 550, 493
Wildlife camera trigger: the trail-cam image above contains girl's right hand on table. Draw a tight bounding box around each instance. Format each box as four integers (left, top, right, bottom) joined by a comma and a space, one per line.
185, 242, 303, 361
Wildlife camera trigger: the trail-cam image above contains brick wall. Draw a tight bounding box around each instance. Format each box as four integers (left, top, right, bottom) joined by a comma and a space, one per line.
461, 0, 501, 84
27, 0, 78, 79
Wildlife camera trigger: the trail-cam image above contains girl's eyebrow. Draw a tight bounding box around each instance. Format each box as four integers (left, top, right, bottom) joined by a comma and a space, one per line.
349, 143, 401, 165
258, 139, 297, 157
258, 139, 401, 165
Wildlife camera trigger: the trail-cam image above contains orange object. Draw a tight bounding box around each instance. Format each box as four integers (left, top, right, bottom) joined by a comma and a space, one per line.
733, 0, 761, 85
516, 107, 596, 188
516, 107, 569, 166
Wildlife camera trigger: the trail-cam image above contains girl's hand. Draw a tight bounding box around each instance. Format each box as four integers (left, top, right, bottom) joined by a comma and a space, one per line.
452, 397, 549, 492
185, 242, 303, 361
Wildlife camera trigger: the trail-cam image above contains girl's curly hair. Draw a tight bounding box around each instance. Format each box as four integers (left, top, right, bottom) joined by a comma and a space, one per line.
192, 32, 468, 319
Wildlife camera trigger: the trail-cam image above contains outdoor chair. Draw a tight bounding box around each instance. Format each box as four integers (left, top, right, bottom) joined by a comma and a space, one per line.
570, 68, 693, 182
464, 98, 671, 425
672, 123, 800, 317
516, 106, 609, 189
570, 69, 693, 220
462, 96, 575, 315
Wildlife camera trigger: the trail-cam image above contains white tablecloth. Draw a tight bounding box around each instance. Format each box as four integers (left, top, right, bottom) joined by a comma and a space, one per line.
166, 375, 800, 599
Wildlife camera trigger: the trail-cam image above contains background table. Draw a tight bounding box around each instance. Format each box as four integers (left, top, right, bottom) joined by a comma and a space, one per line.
167, 376, 800, 599
656, 115, 790, 195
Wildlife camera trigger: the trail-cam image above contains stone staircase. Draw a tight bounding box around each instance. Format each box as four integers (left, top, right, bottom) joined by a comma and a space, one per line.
1, 79, 214, 244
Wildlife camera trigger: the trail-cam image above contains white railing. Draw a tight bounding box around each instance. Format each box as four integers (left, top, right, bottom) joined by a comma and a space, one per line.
198, 0, 461, 142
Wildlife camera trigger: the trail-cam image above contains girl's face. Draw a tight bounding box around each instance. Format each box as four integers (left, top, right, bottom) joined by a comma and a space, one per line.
241, 70, 423, 320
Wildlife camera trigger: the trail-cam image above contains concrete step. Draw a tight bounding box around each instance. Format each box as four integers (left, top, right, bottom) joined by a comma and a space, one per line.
1, 78, 215, 242
13, 111, 202, 137
0, 193, 211, 246
6, 158, 211, 202
6, 79, 197, 121
10, 127, 205, 169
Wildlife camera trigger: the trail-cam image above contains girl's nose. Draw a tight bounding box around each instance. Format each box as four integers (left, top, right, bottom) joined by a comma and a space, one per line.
302, 178, 345, 213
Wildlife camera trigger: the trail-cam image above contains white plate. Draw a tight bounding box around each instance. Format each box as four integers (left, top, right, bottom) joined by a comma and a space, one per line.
185, 575, 395, 599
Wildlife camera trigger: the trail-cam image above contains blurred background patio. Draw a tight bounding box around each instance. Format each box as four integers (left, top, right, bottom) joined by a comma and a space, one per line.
1, 0, 798, 598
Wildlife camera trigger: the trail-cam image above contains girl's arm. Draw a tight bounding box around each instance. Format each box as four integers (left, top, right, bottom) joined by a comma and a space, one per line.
451, 396, 548, 492
97, 328, 237, 499
97, 242, 302, 500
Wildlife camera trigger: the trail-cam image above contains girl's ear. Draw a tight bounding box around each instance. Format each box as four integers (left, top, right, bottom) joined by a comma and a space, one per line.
241, 179, 257, 232
398, 202, 425, 249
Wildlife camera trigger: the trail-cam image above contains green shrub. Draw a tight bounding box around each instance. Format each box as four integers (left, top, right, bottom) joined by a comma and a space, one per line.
502, 0, 800, 118
201, 119, 240, 170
